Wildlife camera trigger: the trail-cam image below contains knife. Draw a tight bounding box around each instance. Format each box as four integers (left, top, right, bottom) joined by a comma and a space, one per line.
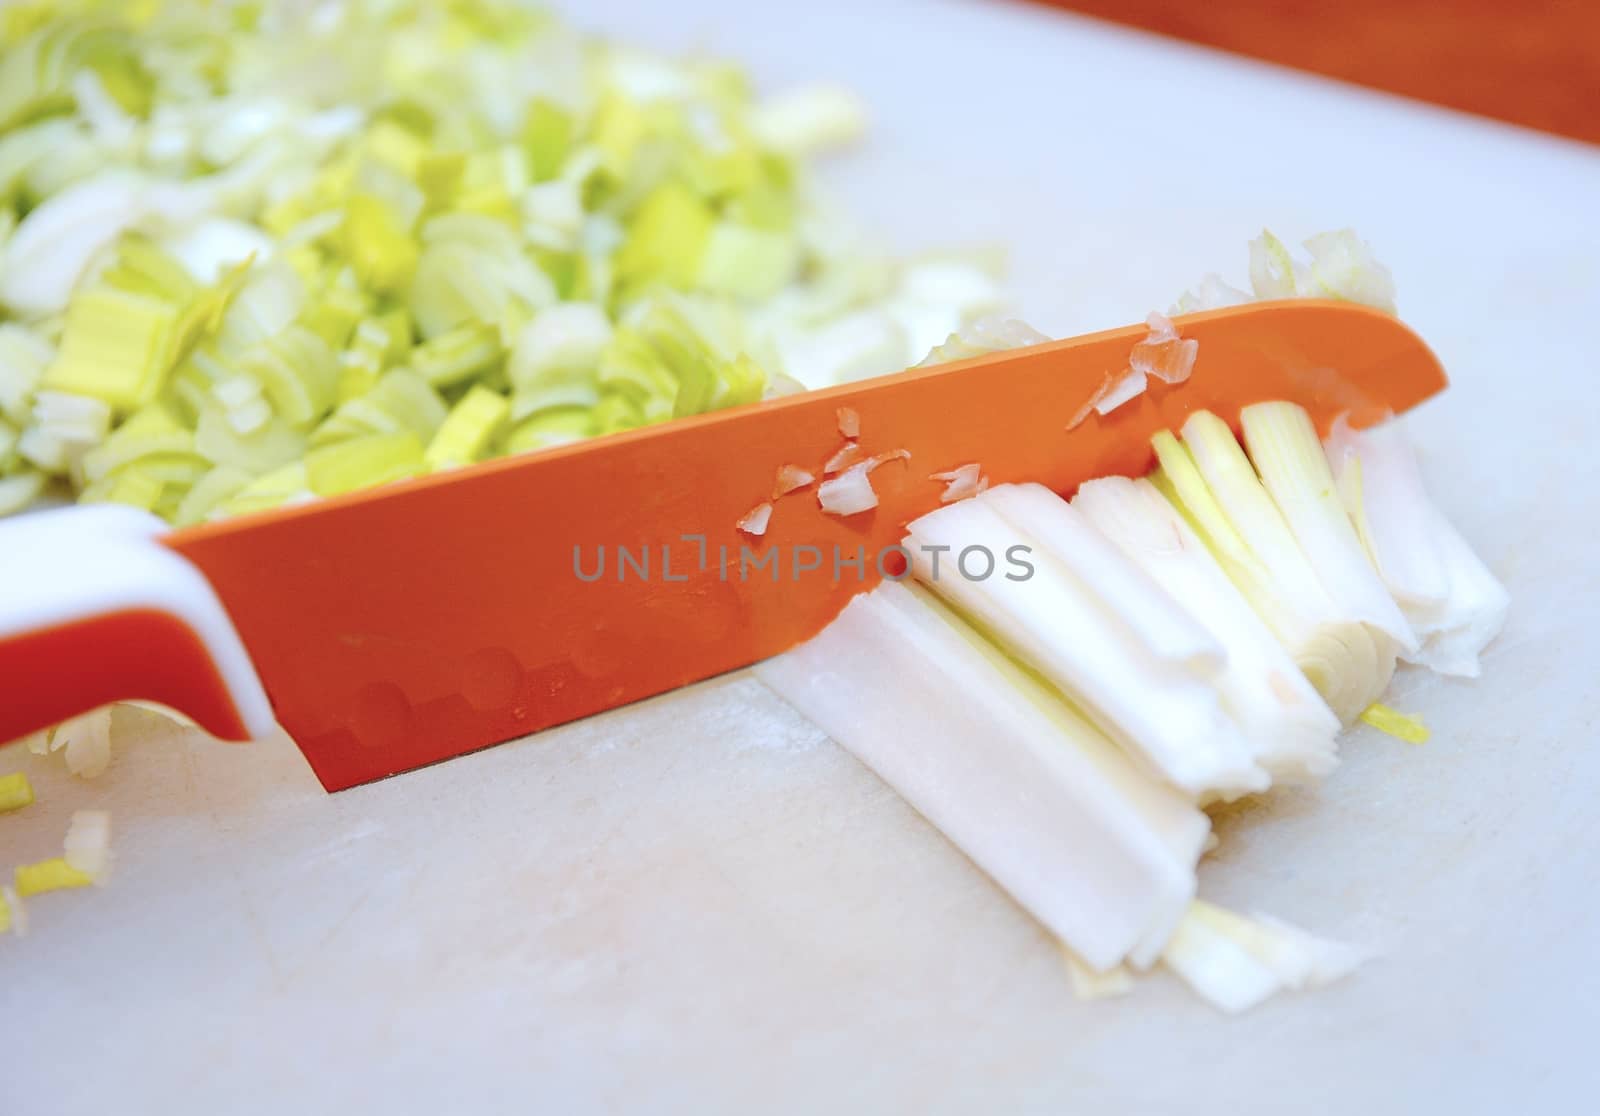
0, 300, 1446, 790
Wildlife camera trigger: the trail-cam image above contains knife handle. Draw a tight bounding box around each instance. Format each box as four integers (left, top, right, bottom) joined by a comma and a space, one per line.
0, 505, 277, 747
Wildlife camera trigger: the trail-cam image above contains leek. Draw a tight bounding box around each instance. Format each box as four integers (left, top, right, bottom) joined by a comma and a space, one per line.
1360, 702, 1430, 744
1240, 402, 1416, 651
305, 432, 424, 498
906, 489, 1269, 801
14, 858, 94, 898
0, 3, 1011, 522
43, 287, 178, 412
1161, 412, 1396, 724
755, 580, 1208, 972
0, 770, 33, 813
427, 385, 509, 470
1073, 476, 1340, 781
0, 322, 53, 422
1325, 416, 1508, 677
63, 809, 112, 882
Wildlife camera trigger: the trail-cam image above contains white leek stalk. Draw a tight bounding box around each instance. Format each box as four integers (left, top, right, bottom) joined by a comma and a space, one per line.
755, 580, 1208, 971
1325, 417, 1509, 676
1159, 413, 1395, 724
1073, 476, 1340, 781
907, 487, 1269, 800
1240, 402, 1416, 650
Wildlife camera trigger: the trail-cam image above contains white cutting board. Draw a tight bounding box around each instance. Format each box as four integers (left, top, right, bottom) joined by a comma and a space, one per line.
8, 2, 1600, 1112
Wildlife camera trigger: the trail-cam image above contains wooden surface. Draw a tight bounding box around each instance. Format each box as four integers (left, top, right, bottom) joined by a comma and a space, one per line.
1037, 0, 1600, 145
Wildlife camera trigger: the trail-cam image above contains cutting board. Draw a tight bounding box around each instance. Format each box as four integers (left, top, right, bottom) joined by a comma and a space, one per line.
7, 2, 1600, 1112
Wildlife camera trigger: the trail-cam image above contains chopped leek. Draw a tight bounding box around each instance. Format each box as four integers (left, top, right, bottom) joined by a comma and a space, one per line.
43, 287, 178, 412
426, 385, 509, 470
63, 809, 112, 882
0, 3, 1004, 522
1360, 702, 1430, 744
0, 770, 33, 813
305, 432, 424, 498
14, 857, 94, 898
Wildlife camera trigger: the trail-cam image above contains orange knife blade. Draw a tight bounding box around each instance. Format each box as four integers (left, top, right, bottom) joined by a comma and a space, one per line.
166, 299, 1446, 790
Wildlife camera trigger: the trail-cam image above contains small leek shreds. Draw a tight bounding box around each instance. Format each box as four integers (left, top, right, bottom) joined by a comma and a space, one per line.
736, 501, 772, 536
0, 0, 1010, 524
930, 463, 986, 503
0, 886, 21, 936
1360, 702, 1430, 744
0, 771, 33, 813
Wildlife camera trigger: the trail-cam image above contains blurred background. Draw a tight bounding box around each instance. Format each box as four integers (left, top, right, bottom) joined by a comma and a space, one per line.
1037, 0, 1600, 144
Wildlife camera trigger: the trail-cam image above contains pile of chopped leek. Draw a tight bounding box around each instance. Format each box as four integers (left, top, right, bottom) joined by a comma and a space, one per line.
0, 0, 1004, 522
759, 236, 1508, 1012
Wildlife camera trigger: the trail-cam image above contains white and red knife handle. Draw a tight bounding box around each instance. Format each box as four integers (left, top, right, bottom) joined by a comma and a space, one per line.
0, 505, 277, 745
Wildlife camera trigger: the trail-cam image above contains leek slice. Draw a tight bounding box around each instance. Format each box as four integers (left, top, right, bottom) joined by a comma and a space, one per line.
217, 461, 312, 517
174, 465, 254, 527
305, 432, 424, 497
0, 470, 45, 516
43, 286, 178, 411
907, 491, 1268, 801
312, 368, 447, 446
755, 580, 1207, 971
195, 404, 306, 475
508, 302, 613, 391
427, 385, 509, 470
14, 858, 94, 898
0, 170, 151, 317
0, 322, 54, 422
0, 771, 33, 813
64, 809, 112, 882
503, 406, 596, 453
411, 323, 503, 389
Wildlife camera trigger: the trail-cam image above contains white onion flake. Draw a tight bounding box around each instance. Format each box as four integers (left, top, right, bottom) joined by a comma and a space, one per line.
737, 501, 774, 536
836, 406, 860, 439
